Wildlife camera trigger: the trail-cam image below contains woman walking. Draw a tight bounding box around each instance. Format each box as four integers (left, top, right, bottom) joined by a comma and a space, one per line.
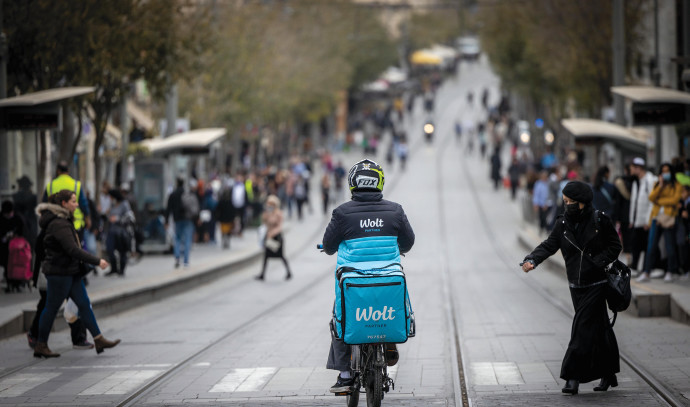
105, 189, 133, 276
34, 190, 120, 358
255, 195, 291, 281
522, 181, 622, 395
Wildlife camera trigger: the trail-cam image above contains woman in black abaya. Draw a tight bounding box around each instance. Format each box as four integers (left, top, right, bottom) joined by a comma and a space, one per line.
522, 181, 622, 395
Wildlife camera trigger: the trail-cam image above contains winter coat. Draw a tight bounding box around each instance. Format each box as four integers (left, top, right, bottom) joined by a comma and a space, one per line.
629, 172, 656, 228
524, 207, 622, 286
262, 208, 283, 240
165, 187, 185, 222
648, 182, 683, 220
215, 189, 236, 223
37, 203, 100, 276
322, 191, 415, 271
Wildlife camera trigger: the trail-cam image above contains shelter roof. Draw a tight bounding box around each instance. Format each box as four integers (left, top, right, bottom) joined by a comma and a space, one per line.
139, 128, 226, 155
561, 118, 649, 147
610, 86, 690, 104
0, 87, 95, 107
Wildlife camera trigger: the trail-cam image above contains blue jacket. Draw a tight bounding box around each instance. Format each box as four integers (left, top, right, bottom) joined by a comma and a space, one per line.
322, 191, 415, 272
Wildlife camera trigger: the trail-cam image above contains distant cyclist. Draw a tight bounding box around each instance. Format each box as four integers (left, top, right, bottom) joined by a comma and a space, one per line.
321, 159, 415, 393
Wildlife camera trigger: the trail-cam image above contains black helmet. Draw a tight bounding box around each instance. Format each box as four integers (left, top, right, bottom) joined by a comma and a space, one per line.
348, 159, 384, 192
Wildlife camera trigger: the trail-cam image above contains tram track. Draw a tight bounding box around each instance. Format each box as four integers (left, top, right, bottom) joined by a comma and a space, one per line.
456, 142, 686, 407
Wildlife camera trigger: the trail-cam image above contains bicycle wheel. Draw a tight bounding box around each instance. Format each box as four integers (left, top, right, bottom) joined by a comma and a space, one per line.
365, 367, 383, 407
346, 386, 360, 407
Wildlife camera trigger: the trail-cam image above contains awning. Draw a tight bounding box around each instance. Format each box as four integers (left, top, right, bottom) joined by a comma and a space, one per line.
0, 87, 94, 107
139, 128, 226, 155
611, 86, 690, 104
561, 118, 649, 148
126, 101, 155, 132
410, 50, 442, 66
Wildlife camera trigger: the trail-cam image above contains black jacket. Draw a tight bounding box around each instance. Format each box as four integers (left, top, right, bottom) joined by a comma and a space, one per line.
322, 191, 415, 255
165, 187, 185, 222
37, 203, 100, 276
524, 207, 621, 286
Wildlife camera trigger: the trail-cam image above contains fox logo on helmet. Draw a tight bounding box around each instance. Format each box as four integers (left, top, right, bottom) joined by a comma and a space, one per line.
348, 159, 384, 192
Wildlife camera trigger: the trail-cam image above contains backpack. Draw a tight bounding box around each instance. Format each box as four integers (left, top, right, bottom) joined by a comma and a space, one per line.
8, 236, 32, 282
181, 191, 199, 219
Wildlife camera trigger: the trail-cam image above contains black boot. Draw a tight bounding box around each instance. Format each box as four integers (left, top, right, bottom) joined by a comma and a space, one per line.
562, 379, 579, 395
593, 375, 618, 391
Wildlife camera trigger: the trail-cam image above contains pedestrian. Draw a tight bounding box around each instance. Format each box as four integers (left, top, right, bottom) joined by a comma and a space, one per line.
216, 184, 235, 249
678, 185, 690, 279
34, 190, 120, 358
490, 147, 501, 190
637, 163, 683, 283
532, 171, 552, 234
12, 176, 38, 248
164, 178, 197, 268
628, 157, 656, 274
43, 161, 92, 242
321, 173, 331, 215
1, 201, 25, 292
613, 165, 633, 266
231, 172, 248, 235
507, 157, 521, 200
105, 189, 133, 277
27, 225, 94, 350
592, 166, 616, 219
255, 195, 291, 281
522, 181, 622, 395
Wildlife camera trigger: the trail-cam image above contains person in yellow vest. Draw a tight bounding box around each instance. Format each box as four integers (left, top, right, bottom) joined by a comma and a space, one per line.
42, 161, 92, 236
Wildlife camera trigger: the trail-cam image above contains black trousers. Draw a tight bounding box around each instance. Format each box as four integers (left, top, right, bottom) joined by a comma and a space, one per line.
327, 336, 351, 371
30, 290, 87, 344
630, 227, 648, 270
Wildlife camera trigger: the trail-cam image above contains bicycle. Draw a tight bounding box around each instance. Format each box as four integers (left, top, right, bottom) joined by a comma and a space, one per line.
318, 244, 415, 407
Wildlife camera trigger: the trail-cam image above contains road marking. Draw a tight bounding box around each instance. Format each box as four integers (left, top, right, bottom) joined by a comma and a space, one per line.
0, 373, 60, 397
79, 370, 161, 395
210, 367, 277, 392
470, 362, 526, 386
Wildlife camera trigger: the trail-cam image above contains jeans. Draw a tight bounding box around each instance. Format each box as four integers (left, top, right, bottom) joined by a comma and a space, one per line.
38, 275, 100, 343
30, 290, 87, 344
644, 220, 678, 274
174, 220, 194, 265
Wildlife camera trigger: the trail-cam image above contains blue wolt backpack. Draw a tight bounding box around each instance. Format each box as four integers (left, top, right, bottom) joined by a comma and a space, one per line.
332, 265, 415, 345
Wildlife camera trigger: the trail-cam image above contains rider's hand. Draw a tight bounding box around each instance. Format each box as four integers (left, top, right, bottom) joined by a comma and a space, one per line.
99, 259, 109, 269
522, 261, 535, 273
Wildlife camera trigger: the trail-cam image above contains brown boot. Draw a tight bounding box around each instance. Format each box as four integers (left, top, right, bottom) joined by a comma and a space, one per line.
94, 334, 121, 354
34, 342, 60, 358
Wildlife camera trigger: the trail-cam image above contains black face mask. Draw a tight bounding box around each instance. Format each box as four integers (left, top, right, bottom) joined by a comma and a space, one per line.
565, 203, 582, 220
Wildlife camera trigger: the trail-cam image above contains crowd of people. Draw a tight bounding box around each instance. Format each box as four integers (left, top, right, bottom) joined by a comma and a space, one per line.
522, 155, 690, 283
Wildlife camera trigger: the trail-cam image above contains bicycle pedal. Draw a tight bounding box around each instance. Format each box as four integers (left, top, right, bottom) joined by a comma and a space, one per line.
334, 391, 351, 396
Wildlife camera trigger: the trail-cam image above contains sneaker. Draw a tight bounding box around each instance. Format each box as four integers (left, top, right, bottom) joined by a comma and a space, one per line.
663, 272, 674, 283
630, 269, 641, 278
636, 273, 650, 282
27, 333, 37, 349
174, 259, 180, 268
650, 270, 665, 279
329, 374, 354, 393
680, 272, 690, 281
72, 340, 95, 350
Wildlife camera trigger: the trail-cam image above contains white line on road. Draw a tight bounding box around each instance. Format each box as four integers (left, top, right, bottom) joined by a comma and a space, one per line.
0, 373, 60, 397
79, 370, 162, 395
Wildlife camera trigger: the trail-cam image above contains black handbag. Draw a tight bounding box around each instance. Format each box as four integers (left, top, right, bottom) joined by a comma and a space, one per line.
605, 259, 631, 327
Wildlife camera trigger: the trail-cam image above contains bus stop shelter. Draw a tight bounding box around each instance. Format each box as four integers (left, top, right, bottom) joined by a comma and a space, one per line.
561, 118, 650, 177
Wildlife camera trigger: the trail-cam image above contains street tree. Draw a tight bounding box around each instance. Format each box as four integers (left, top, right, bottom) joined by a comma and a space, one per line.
5, 0, 211, 195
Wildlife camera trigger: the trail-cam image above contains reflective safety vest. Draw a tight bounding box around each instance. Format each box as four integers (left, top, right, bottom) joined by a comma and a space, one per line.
245, 179, 254, 202
46, 174, 85, 230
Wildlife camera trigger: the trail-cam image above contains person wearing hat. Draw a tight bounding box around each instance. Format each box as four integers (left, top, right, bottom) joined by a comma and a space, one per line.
522, 181, 622, 395
628, 157, 657, 275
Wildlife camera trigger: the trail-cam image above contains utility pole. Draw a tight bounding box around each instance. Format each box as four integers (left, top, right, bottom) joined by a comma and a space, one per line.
612, 0, 625, 125
165, 79, 177, 138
